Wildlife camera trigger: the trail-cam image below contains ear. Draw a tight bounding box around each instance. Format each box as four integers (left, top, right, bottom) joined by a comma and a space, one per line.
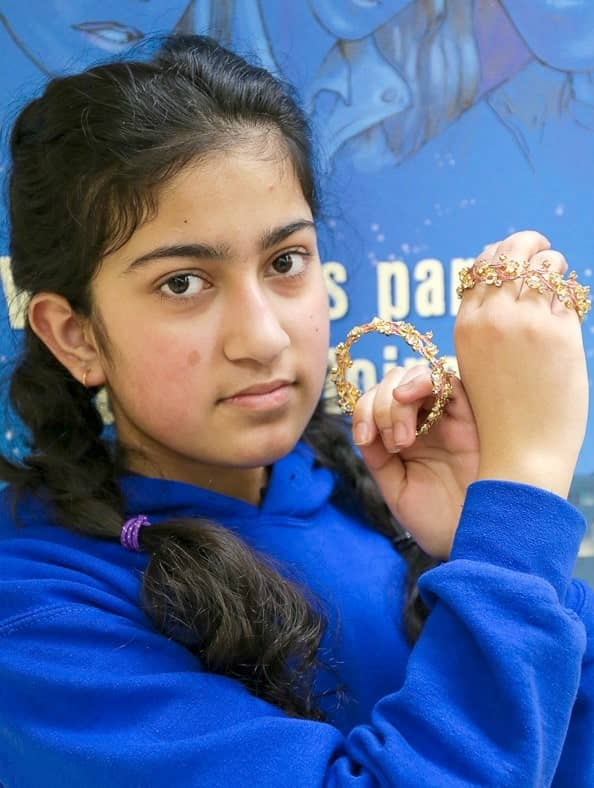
28, 293, 106, 388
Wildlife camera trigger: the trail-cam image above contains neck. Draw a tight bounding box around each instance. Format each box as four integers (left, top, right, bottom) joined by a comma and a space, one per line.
125, 450, 271, 507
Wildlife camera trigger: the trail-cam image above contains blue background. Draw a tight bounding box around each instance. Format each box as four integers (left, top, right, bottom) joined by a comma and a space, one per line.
1, 1, 593, 578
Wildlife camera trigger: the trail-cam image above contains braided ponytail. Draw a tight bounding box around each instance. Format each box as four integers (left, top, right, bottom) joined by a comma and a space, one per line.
1, 329, 124, 535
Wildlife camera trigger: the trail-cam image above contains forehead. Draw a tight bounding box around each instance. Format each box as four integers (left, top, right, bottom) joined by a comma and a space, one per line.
153, 148, 309, 226
100, 147, 313, 270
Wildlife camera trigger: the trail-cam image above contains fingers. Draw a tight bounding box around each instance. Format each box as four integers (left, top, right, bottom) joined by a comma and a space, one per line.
486, 231, 551, 304
352, 367, 404, 451
387, 368, 433, 451
456, 241, 498, 316
528, 249, 568, 276
457, 230, 576, 322
461, 231, 551, 312
519, 249, 569, 317
494, 229, 551, 258
352, 365, 431, 453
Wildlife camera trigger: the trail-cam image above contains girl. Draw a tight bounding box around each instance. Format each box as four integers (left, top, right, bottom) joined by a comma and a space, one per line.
0, 34, 592, 786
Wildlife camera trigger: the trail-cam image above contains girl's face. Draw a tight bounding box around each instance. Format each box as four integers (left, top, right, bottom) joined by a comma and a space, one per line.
90, 145, 330, 497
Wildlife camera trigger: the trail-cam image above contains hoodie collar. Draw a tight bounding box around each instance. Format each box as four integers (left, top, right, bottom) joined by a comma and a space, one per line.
119, 440, 336, 524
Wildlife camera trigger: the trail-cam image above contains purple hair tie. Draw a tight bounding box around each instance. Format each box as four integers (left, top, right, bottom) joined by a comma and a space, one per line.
121, 515, 152, 552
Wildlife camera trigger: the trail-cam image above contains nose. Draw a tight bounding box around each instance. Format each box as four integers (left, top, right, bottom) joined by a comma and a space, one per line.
222, 283, 290, 365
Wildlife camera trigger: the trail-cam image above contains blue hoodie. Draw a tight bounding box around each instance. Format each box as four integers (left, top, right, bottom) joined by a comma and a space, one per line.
0, 440, 592, 787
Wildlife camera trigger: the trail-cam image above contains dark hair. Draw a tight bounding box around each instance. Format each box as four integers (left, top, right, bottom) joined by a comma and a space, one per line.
2, 34, 436, 720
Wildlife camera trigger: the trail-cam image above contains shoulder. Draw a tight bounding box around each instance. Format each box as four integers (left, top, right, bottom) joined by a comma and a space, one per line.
0, 483, 148, 633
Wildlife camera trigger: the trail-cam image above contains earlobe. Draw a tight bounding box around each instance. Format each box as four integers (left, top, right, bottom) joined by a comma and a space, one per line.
28, 293, 106, 387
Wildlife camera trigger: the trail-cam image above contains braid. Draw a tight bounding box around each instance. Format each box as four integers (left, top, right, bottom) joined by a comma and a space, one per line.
303, 398, 438, 644
2, 326, 332, 721
0, 328, 125, 537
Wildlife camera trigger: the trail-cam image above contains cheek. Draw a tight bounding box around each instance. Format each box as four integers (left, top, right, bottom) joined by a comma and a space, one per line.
187, 350, 201, 367
292, 287, 330, 378
309, 306, 330, 350
108, 325, 211, 425
311, 277, 331, 341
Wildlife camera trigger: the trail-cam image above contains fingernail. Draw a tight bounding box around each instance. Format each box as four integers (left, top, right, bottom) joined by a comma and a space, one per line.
353, 422, 369, 445
393, 421, 409, 446
381, 427, 398, 453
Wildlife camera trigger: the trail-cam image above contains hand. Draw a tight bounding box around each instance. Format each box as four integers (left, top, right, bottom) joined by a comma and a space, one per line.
352, 365, 479, 560
454, 230, 589, 498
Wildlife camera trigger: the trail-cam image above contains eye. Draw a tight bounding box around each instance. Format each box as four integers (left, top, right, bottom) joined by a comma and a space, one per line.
269, 251, 309, 278
159, 273, 205, 299
71, 22, 144, 51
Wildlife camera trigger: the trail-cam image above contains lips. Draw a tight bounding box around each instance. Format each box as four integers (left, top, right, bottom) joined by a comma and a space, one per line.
220, 380, 294, 411
226, 379, 293, 398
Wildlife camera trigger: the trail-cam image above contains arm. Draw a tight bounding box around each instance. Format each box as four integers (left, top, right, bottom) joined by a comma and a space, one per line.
0, 481, 586, 787
553, 578, 594, 787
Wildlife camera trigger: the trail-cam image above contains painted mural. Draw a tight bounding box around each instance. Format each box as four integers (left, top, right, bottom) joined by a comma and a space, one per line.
1, 1, 593, 570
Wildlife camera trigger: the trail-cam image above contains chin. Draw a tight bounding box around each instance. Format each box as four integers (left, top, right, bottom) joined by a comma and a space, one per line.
234, 419, 309, 468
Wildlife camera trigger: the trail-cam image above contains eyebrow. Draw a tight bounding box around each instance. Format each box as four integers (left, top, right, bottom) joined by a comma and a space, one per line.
123, 219, 316, 273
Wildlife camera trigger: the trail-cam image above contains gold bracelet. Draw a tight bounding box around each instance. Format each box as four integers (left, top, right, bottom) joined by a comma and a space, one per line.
330, 317, 454, 436
457, 256, 591, 321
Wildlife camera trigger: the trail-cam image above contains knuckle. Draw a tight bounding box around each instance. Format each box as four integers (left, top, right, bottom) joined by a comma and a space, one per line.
381, 366, 407, 385
511, 229, 550, 246
515, 311, 542, 337
454, 309, 479, 341
496, 230, 551, 258
398, 365, 428, 387
542, 250, 568, 273
480, 311, 510, 340
407, 363, 430, 379
371, 390, 395, 429
479, 242, 499, 258
391, 397, 414, 422
457, 306, 510, 342
491, 308, 551, 342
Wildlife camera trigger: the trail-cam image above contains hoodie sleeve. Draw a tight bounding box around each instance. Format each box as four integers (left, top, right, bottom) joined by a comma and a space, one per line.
0, 480, 587, 788
553, 578, 594, 787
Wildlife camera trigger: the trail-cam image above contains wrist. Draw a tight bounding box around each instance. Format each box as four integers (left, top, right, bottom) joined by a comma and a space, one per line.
477, 457, 574, 500
448, 479, 586, 601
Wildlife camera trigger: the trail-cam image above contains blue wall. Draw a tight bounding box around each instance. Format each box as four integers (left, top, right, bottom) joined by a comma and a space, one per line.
1, 1, 593, 579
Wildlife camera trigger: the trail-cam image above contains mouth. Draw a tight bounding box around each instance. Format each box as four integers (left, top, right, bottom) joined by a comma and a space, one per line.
221, 382, 294, 411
